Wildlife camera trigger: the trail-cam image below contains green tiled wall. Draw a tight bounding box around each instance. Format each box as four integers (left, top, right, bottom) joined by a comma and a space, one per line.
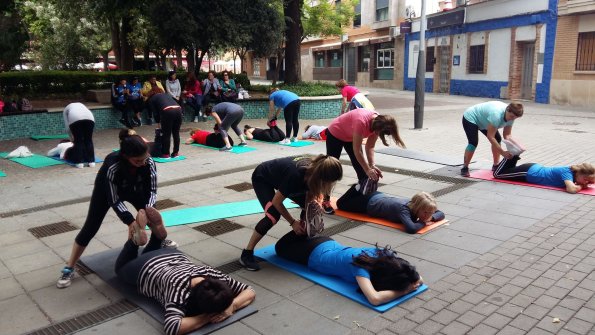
0, 98, 341, 141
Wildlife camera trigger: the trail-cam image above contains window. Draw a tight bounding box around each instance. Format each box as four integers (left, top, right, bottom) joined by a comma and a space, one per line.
469, 45, 485, 73
329, 50, 343, 67
253, 58, 260, 76
314, 51, 325, 68
426, 46, 435, 72
376, 48, 394, 68
376, 0, 389, 22
359, 45, 370, 72
354, 3, 361, 27
576, 32, 595, 71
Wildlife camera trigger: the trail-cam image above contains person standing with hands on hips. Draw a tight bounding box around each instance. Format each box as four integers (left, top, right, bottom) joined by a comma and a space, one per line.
460, 101, 524, 177
268, 88, 301, 144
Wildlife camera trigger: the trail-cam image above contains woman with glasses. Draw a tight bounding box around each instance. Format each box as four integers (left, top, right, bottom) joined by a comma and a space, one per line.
219, 71, 238, 102
57, 129, 166, 289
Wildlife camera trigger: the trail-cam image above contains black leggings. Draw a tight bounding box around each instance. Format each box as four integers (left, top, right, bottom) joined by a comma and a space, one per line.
462, 116, 501, 149
75, 184, 147, 247
69, 120, 95, 164
115, 241, 180, 285
253, 127, 285, 142
251, 168, 305, 236
283, 100, 301, 139
493, 156, 535, 181
336, 185, 371, 213
160, 108, 182, 155
275, 231, 331, 265
205, 133, 232, 148
326, 129, 366, 181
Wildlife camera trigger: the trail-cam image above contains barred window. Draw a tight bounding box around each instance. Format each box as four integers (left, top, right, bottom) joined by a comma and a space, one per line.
314, 52, 325, 68
469, 45, 485, 73
376, 0, 388, 22
576, 32, 595, 71
426, 46, 435, 72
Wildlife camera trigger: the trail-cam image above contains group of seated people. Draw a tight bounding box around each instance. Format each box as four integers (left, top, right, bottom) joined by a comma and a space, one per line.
111, 70, 243, 128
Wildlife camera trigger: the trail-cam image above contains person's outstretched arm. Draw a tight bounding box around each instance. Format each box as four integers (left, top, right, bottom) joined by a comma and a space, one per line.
564, 180, 582, 194
502, 125, 525, 150
356, 276, 422, 306
210, 287, 255, 323
487, 125, 512, 159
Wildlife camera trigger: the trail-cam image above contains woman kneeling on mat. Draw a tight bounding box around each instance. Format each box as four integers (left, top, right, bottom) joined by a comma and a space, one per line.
337, 184, 445, 234
239, 155, 343, 271
493, 156, 594, 194
185, 126, 234, 148
276, 231, 422, 306
115, 209, 255, 335
243, 119, 286, 142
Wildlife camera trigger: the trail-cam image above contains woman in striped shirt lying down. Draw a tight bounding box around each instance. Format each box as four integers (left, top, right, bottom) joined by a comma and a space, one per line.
115, 210, 255, 335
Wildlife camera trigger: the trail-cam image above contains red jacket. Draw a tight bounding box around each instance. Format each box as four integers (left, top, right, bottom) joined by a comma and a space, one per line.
184, 79, 202, 96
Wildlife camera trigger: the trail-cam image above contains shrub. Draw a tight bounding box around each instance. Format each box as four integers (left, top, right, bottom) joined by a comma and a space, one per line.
248, 82, 338, 97
0, 70, 251, 98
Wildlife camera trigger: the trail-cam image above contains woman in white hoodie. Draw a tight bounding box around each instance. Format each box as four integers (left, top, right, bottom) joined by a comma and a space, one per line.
62, 102, 95, 168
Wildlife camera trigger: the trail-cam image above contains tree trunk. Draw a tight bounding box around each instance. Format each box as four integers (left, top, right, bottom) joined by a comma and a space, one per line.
102, 51, 109, 71
143, 47, 150, 70
197, 48, 209, 73
283, 0, 303, 84
120, 16, 134, 71
109, 19, 121, 70
187, 47, 196, 73
176, 47, 183, 70
160, 50, 168, 70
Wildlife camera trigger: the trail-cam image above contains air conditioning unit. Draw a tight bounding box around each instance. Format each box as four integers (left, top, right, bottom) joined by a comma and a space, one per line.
389, 26, 400, 38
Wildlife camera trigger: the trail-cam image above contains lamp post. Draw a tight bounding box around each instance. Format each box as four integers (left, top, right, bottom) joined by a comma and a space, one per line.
414, 0, 427, 129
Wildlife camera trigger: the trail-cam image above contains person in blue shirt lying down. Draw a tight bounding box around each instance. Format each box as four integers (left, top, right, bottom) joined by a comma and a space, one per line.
275, 231, 423, 306
336, 184, 445, 234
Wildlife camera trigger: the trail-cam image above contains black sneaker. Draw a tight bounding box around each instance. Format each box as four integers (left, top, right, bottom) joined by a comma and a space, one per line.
460, 166, 470, 177
219, 146, 232, 152
239, 249, 260, 271
321, 200, 335, 215
491, 164, 499, 172
238, 141, 248, 147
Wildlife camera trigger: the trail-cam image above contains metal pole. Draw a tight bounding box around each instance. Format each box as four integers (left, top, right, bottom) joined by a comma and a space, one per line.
414, 0, 426, 129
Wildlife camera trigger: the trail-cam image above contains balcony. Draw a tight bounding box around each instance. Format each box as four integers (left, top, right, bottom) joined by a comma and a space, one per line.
559, 0, 595, 15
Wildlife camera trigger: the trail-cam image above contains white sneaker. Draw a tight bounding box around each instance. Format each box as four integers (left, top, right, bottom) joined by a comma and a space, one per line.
161, 239, 178, 248
279, 138, 291, 145
75, 163, 84, 169
502, 139, 524, 156
87, 162, 96, 168
193, 117, 199, 123
290, 137, 297, 143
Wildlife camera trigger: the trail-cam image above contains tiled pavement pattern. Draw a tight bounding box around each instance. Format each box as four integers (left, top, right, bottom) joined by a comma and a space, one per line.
0, 89, 594, 335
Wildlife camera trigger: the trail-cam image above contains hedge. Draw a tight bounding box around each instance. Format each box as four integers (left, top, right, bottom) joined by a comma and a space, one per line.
0, 70, 251, 99
250, 82, 338, 97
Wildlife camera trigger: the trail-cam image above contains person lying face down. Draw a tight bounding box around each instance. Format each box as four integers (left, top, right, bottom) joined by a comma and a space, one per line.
336, 183, 445, 234
243, 119, 286, 142
300, 125, 327, 140
275, 231, 423, 306
493, 156, 595, 194
184, 126, 235, 148
115, 208, 255, 335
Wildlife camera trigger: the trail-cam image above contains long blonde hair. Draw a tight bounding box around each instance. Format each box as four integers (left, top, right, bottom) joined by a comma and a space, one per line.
371, 115, 406, 148
302, 155, 343, 200
571, 163, 595, 181
408, 192, 437, 219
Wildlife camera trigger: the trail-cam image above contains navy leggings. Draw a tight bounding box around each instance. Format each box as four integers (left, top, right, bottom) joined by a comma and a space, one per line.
462, 116, 501, 149
69, 120, 95, 164
283, 100, 301, 139
275, 231, 331, 265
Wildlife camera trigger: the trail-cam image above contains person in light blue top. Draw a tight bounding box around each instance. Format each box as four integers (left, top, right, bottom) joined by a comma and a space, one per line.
494, 156, 594, 193
275, 231, 423, 306
461, 101, 525, 177
268, 88, 301, 144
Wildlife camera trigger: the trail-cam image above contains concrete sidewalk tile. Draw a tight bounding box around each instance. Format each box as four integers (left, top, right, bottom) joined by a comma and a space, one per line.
0, 238, 50, 261
574, 306, 595, 323
236, 263, 314, 297
497, 283, 524, 297
496, 325, 526, 335
509, 314, 539, 331
569, 286, 594, 301
398, 240, 479, 269
559, 296, 587, 310
486, 274, 510, 287
422, 298, 450, 313
508, 293, 534, 308
486, 292, 512, 307
441, 320, 472, 335
460, 291, 488, 305
563, 317, 593, 335
532, 276, 557, 290
456, 310, 484, 328
533, 295, 560, 309
468, 323, 498, 335
290, 285, 378, 328
386, 317, 418, 333
232, 277, 282, 311
465, 210, 538, 229
4, 249, 63, 275
544, 285, 571, 299
473, 302, 500, 316
242, 299, 349, 335
450, 281, 476, 295
405, 307, 435, 324
338, 224, 415, 247
413, 319, 444, 335
483, 313, 512, 329
180, 237, 241, 267
0, 294, 50, 335
448, 219, 520, 241
0, 276, 25, 301
0, 230, 37, 247
422, 228, 501, 254
496, 303, 523, 319
360, 316, 392, 333
75, 311, 162, 335
437, 290, 464, 304
15, 263, 65, 291
431, 309, 459, 325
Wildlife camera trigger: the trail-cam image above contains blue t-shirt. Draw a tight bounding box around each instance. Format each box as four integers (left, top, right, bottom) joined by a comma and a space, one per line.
463, 101, 513, 130
114, 85, 127, 104
128, 82, 142, 100
270, 90, 299, 109
308, 240, 373, 283
527, 164, 573, 188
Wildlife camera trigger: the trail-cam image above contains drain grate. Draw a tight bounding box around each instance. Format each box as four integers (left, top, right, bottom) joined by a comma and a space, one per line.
28, 221, 78, 238
154, 198, 183, 210
75, 261, 94, 276
215, 260, 245, 274
321, 220, 364, 236
225, 182, 254, 192
193, 219, 244, 237
26, 300, 138, 335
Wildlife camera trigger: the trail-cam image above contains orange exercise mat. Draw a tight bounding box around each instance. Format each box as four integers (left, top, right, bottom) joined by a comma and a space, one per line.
469, 169, 595, 196
330, 198, 448, 234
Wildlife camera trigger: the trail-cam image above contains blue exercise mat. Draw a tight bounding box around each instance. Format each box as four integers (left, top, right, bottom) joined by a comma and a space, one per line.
161, 198, 300, 227
254, 244, 428, 312
81, 248, 258, 335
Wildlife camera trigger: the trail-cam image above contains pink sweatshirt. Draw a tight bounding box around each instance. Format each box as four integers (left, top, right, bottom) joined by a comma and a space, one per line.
327, 109, 377, 142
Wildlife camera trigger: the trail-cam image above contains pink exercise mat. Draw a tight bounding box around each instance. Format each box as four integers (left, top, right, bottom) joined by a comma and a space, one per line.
468, 169, 595, 196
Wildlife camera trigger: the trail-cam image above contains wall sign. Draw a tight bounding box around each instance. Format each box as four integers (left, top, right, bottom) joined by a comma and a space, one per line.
453, 55, 460, 66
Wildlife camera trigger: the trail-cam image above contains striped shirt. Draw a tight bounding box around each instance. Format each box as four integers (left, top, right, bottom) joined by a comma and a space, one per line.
100, 151, 157, 225
138, 253, 250, 335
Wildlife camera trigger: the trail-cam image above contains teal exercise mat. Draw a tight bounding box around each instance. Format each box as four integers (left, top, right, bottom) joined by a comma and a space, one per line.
31, 134, 70, 141
81, 248, 258, 335
51, 156, 104, 166
0, 171, 6, 177
0, 152, 65, 169
153, 155, 186, 163
190, 143, 256, 154
254, 244, 428, 312
253, 139, 314, 147
161, 198, 299, 227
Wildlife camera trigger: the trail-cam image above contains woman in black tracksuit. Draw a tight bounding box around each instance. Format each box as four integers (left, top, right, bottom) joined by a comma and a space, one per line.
57, 130, 158, 288
149, 92, 183, 158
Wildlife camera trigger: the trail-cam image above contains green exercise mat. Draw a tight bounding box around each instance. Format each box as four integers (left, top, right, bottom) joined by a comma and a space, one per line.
190, 143, 256, 154
31, 134, 70, 141
161, 198, 299, 227
0, 152, 65, 169
0, 171, 6, 177
153, 155, 187, 163
253, 139, 314, 147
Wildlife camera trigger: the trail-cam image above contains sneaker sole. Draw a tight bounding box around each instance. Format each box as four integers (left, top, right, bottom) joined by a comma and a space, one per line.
145, 207, 167, 240
132, 212, 148, 246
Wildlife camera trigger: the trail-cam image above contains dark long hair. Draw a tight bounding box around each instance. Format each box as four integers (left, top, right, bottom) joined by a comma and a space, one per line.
352, 245, 420, 292
370, 115, 405, 148
299, 155, 343, 201
118, 129, 148, 158
185, 277, 234, 317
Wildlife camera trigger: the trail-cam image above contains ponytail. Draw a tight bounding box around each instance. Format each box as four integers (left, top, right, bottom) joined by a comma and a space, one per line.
119, 129, 148, 158
371, 115, 405, 148
303, 155, 343, 200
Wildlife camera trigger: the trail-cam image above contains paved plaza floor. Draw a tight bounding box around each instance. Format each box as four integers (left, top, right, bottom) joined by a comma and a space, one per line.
0, 89, 594, 335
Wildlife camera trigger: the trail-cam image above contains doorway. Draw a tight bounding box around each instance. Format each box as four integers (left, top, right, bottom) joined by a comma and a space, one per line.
520, 43, 535, 100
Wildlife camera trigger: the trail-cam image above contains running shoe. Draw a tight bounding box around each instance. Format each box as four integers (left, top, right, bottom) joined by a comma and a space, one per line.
239, 249, 260, 271
56, 266, 75, 288
144, 207, 167, 240
219, 146, 232, 152
131, 215, 148, 246
238, 141, 248, 147
321, 200, 335, 215
279, 138, 291, 145
460, 166, 470, 177
161, 239, 178, 249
